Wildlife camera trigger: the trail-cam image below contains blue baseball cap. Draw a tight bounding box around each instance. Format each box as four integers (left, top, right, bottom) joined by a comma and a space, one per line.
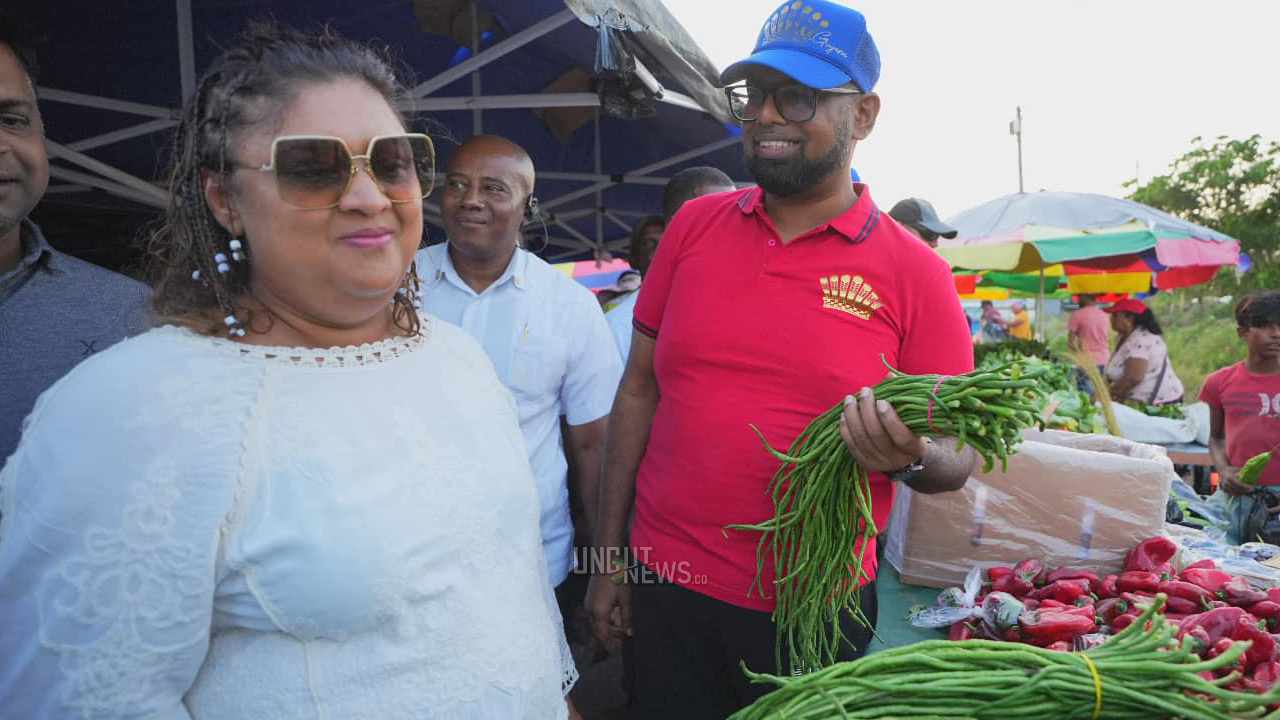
720, 1, 880, 92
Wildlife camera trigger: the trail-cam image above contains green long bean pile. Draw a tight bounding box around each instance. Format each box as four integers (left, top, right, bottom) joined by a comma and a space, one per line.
728, 595, 1280, 719
731, 358, 1051, 674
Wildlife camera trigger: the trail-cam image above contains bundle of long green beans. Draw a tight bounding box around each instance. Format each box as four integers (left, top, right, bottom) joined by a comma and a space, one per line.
730, 358, 1051, 674
729, 595, 1280, 719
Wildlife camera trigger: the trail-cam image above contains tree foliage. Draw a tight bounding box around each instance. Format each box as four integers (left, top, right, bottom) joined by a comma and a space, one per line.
1127, 135, 1280, 290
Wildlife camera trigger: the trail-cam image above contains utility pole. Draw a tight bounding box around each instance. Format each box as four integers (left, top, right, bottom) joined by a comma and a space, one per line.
1009, 106, 1024, 193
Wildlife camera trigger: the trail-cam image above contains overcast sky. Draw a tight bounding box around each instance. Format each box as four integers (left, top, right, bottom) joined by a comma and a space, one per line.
664, 0, 1280, 222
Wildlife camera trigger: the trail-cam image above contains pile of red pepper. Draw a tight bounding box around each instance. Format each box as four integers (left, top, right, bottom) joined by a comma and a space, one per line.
941, 536, 1280, 695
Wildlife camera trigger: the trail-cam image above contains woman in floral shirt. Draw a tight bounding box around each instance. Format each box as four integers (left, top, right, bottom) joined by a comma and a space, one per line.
1104, 298, 1185, 406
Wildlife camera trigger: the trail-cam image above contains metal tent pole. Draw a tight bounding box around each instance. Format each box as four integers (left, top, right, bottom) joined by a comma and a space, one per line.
1036, 265, 1046, 340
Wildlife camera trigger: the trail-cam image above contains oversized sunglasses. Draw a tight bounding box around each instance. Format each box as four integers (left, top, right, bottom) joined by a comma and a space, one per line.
252, 133, 436, 210
725, 84, 862, 124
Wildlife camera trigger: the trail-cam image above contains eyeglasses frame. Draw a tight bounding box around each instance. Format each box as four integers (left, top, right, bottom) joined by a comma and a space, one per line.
724, 84, 863, 123
253, 132, 436, 210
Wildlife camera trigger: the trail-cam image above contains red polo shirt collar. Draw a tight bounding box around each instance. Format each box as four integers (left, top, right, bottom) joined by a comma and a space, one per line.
735, 182, 879, 244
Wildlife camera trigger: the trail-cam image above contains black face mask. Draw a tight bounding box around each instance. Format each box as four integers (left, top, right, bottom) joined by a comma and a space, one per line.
744, 113, 852, 198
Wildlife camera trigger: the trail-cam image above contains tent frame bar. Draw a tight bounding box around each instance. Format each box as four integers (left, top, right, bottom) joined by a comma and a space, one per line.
48, 166, 165, 207
36, 88, 176, 119
68, 118, 179, 152
176, 0, 196, 100
405, 92, 599, 112
411, 8, 578, 98
542, 135, 740, 211
46, 140, 168, 205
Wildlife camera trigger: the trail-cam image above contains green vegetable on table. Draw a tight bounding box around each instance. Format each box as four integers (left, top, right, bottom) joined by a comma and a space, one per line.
1129, 402, 1188, 420
729, 357, 1050, 674
728, 594, 1280, 719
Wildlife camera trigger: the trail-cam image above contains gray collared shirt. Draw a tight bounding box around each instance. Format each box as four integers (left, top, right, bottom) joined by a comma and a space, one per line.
1, 219, 153, 461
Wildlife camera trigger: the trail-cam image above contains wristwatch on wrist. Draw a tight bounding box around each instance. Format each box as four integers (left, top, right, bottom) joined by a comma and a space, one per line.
887, 438, 932, 483
887, 458, 924, 483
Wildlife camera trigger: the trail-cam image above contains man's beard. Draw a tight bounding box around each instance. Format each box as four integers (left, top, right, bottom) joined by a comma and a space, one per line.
744, 116, 853, 198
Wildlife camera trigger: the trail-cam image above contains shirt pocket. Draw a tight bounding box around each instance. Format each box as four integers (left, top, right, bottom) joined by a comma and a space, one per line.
511, 335, 568, 418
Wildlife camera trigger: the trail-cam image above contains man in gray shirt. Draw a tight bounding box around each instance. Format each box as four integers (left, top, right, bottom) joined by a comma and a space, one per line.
0, 14, 151, 460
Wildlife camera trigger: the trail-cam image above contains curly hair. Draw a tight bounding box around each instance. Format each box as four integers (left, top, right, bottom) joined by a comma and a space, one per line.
147, 22, 424, 337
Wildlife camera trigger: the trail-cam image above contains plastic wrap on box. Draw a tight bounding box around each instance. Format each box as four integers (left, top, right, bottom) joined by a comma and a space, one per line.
884, 429, 1175, 588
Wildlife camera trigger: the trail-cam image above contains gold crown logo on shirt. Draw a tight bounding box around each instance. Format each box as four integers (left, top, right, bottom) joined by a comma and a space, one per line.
819, 274, 883, 320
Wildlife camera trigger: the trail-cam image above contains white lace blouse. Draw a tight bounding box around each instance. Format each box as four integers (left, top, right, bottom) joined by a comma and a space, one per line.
0, 321, 576, 720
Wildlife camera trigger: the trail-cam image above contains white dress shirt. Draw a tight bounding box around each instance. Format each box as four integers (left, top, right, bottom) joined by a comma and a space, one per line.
605, 289, 639, 362
415, 243, 623, 585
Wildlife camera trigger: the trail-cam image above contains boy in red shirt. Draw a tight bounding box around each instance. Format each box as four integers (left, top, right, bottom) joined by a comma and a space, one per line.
1200, 291, 1280, 495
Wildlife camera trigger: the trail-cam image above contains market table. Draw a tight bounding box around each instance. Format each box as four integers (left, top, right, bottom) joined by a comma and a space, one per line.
1159, 441, 1214, 494
1161, 441, 1212, 466
866, 562, 943, 654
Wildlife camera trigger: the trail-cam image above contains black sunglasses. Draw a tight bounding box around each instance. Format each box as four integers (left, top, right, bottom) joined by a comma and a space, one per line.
725, 84, 862, 123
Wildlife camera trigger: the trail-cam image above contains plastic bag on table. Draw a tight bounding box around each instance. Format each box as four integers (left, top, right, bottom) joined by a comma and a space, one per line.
1111, 402, 1199, 444
1170, 474, 1221, 528
908, 566, 985, 628
1239, 542, 1280, 562
1203, 489, 1275, 545
1170, 529, 1280, 586
1072, 633, 1112, 651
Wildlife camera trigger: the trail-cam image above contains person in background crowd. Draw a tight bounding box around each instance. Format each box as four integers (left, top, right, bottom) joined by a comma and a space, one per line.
0, 13, 151, 462
626, 214, 666, 279
616, 268, 642, 293
601, 222, 663, 316
1067, 293, 1109, 370
661, 166, 737, 225
1104, 298, 1184, 406
600, 268, 643, 308
886, 197, 957, 249
1200, 291, 1280, 496
1007, 299, 1032, 340
1067, 293, 1109, 394
596, 286, 624, 309
585, 3, 976, 717
605, 167, 734, 361
977, 299, 1007, 342
415, 134, 622, 615
0, 24, 579, 719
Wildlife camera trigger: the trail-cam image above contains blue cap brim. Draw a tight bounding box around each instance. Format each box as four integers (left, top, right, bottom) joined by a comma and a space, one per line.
719, 49, 855, 90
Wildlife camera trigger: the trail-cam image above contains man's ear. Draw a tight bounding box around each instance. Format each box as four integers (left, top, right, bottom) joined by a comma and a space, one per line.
202, 170, 240, 236
852, 92, 881, 141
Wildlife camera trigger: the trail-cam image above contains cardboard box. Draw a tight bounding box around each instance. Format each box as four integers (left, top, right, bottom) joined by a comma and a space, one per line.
884, 429, 1175, 589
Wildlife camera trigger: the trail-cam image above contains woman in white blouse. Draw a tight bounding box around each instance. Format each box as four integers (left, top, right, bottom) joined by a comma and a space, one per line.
1104, 298, 1185, 406
0, 24, 577, 720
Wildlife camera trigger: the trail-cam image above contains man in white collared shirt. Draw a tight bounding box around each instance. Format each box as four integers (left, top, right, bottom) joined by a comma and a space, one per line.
415, 135, 622, 594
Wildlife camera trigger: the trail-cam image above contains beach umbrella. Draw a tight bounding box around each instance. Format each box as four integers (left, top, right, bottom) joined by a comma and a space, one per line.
936, 191, 1240, 333
936, 191, 1238, 278
551, 258, 636, 293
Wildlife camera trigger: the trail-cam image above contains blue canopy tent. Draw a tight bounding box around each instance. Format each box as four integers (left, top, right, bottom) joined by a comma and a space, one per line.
21, 0, 747, 269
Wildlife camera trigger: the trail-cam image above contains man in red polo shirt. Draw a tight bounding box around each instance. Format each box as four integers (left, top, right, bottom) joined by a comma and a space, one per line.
585, 2, 976, 717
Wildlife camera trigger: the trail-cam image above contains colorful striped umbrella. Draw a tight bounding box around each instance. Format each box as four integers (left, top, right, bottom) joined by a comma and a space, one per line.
551, 258, 636, 293
937, 192, 1240, 296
